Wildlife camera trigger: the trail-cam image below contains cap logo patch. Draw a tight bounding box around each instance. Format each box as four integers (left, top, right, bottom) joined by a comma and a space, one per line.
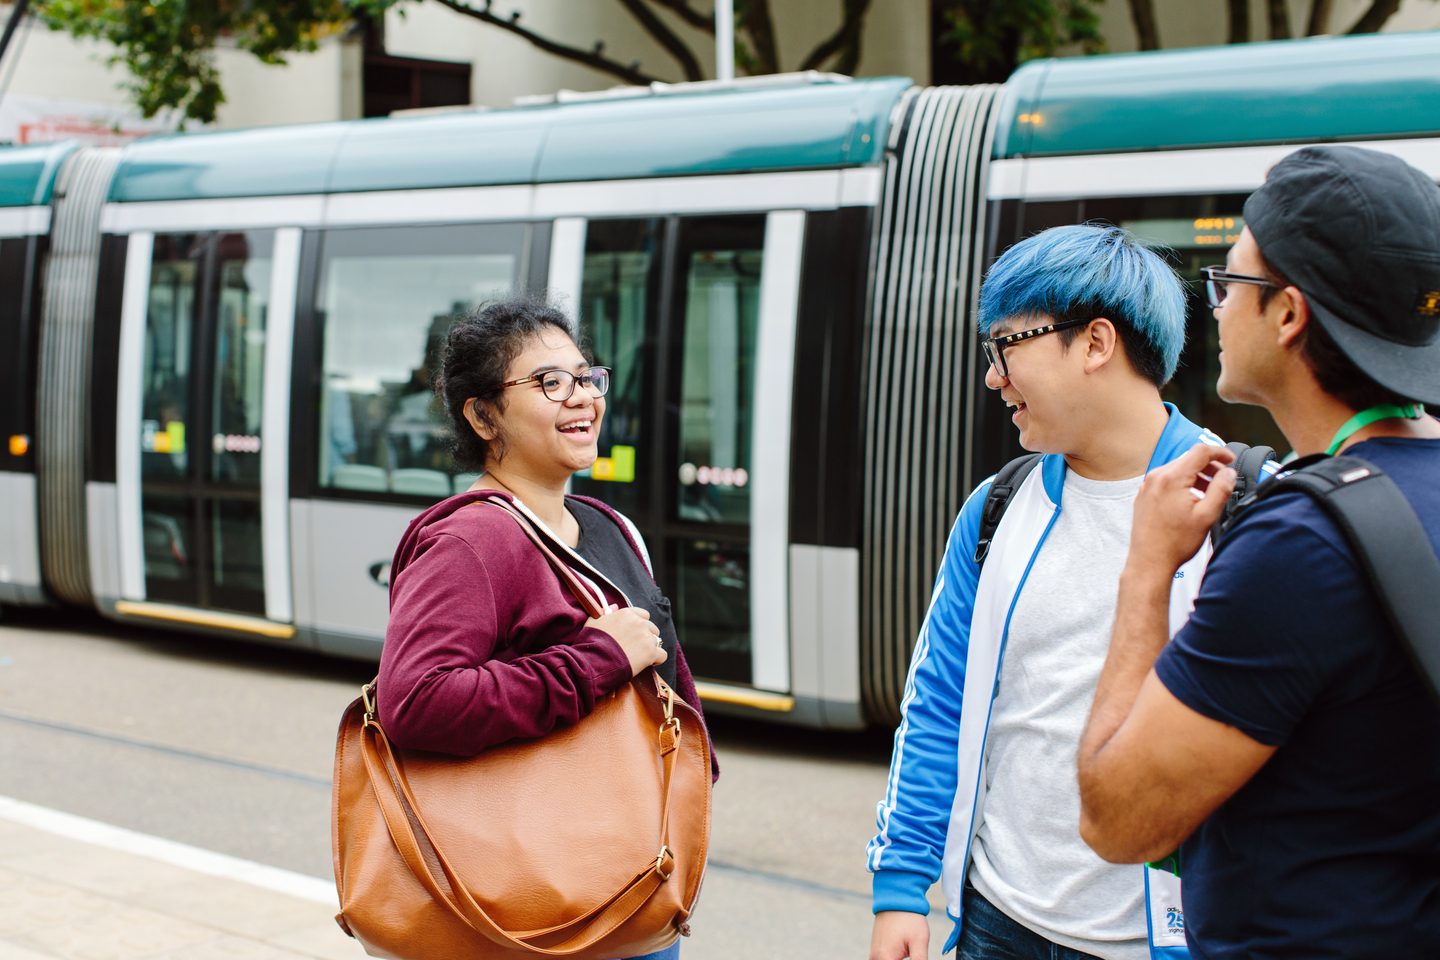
1418, 290, 1440, 318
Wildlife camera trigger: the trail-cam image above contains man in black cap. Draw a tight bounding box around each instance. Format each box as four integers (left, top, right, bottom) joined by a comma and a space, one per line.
1074, 143, 1440, 958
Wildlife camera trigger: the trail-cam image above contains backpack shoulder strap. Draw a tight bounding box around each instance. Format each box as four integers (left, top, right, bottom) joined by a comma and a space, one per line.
974, 454, 1042, 566
1250, 455, 1440, 705
1211, 441, 1277, 545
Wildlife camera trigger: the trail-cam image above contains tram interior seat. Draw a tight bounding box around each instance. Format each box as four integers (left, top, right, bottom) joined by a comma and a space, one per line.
330, 463, 388, 492
391, 468, 452, 497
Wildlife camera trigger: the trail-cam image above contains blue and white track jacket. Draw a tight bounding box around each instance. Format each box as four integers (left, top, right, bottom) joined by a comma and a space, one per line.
867, 405, 1253, 958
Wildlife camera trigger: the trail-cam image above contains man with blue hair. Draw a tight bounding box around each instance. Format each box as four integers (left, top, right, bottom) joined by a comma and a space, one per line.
868, 224, 1239, 960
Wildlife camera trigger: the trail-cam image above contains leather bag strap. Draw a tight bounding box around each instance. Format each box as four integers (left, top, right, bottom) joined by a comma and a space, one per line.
481, 496, 609, 619
353, 495, 684, 954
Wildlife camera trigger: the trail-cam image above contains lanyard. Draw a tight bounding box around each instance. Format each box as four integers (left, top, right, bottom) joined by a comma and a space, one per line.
1324, 403, 1425, 455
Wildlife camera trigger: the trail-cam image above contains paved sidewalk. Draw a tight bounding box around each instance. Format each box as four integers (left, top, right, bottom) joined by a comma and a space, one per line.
0, 797, 360, 960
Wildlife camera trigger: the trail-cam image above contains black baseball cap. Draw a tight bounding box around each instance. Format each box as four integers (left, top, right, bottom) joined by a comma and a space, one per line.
1243, 145, 1440, 406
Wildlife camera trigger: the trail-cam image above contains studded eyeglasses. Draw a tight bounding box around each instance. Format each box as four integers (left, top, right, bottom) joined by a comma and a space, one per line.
980, 318, 1092, 378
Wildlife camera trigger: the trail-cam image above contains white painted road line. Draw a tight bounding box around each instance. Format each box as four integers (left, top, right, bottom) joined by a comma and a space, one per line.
0, 794, 338, 906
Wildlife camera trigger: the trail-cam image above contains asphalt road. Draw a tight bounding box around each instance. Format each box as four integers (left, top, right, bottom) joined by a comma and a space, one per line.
0, 608, 951, 958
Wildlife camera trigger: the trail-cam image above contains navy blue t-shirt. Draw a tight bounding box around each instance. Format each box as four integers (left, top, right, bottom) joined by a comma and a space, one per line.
1155, 437, 1440, 959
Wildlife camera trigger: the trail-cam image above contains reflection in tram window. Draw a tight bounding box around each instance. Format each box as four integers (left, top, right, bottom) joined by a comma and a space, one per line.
676, 247, 761, 526
209, 499, 264, 610
315, 224, 524, 497
672, 538, 751, 683
573, 218, 660, 517
141, 234, 199, 482
211, 233, 272, 486
141, 494, 193, 603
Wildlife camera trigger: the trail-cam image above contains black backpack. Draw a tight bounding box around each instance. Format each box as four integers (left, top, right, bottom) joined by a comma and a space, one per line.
1218, 453, 1440, 705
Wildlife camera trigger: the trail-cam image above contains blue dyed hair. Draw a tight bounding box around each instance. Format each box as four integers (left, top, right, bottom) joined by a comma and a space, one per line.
978, 224, 1186, 385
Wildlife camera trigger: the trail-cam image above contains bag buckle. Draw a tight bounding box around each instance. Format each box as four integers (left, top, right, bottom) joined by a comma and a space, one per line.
361, 683, 377, 724
659, 715, 682, 752
654, 845, 673, 880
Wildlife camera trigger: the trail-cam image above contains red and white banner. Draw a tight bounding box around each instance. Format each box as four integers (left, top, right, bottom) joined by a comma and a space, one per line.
0, 94, 182, 145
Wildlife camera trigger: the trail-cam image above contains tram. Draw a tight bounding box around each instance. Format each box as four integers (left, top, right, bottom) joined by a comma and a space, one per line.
2, 31, 1437, 728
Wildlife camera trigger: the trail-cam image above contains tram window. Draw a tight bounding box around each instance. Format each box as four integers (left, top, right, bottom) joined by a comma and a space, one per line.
572, 218, 662, 517
675, 234, 763, 526
313, 224, 525, 496
212, 232, 272, 487
210, 499, 265, 602
671, 538, 751, 683
142, 234, 201, 482
668, 215, 766, 686
142, 493, 194, 603
0, 238, 29, 469
1115, 205, 1288, 456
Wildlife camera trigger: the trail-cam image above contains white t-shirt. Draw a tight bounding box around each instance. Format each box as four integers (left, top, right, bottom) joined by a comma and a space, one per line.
968, 469, 1148, 960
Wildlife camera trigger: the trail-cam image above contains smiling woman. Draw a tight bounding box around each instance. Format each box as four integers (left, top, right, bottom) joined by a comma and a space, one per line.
373, 297, 716, 960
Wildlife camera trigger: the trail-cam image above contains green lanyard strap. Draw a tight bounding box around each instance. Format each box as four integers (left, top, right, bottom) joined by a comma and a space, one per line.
1325, 403, 1425, 455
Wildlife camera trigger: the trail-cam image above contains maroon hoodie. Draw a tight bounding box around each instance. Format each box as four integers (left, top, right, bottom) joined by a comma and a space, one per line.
377, 491, 713, 770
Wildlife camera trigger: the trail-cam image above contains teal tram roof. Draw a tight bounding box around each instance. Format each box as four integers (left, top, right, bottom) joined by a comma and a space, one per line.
0, 142, 78, 208
107, 76, 911, 203
995, 31, 1440, 159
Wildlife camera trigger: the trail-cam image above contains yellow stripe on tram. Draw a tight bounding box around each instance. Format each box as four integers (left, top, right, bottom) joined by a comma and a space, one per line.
691, 681, 796, 713
112, 601, 296, 640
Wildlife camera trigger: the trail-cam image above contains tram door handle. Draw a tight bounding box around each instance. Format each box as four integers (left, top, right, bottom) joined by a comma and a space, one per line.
368, 562, 390, 588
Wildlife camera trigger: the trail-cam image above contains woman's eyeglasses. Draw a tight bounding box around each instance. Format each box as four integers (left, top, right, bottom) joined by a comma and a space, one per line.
498, 367, 611, 402
1202, 266, 1282, 309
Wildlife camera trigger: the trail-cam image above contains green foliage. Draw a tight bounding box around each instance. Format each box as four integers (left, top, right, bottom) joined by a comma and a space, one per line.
938, 0, 1104, 84
36, 0, 357, 124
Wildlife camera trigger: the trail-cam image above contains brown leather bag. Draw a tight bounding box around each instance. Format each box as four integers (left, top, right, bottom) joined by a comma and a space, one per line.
331, 497, 712, 959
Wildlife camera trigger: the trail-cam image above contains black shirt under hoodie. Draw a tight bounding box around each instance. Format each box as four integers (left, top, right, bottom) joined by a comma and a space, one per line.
570, 496, 679, 693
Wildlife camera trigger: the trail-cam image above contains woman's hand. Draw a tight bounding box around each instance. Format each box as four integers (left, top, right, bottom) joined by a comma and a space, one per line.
587, 606, 667, 676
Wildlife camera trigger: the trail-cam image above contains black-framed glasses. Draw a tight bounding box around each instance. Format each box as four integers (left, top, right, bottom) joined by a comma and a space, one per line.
980, 318, 1092, 378
498, 366, 611, 402
1202, 266, 1282, 309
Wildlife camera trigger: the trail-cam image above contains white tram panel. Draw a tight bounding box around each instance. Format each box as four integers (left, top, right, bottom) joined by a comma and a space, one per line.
987, 137, 1440, 203
749, 210, 805, 695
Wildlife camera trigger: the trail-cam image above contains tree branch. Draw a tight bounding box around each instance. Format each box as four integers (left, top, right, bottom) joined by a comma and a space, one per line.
1267, 0, 1292, 38
1306, 0, 1334, 35
646, 0, 714, 33
1345, 0, 1403, 33
431, 0, 662, 85
616, 0, 702, 79
1126, 0, 1160, 50
739, 0, 780, 74
799, 0, 874, 72
1227, 0, 1250, 43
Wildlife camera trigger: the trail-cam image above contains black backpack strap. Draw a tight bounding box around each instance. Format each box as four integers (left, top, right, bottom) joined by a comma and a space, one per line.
1250, 455, 1440, 705
1211, 442, 1277, 544
974, 454, 1042, 566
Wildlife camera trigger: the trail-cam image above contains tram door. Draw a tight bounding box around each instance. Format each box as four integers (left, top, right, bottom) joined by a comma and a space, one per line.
573, 212, 802, 696
134, 232, 275, 616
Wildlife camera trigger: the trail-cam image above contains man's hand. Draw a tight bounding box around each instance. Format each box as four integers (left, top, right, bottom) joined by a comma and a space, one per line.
1131, 443, 1238, 574
869, 911, 929, 960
